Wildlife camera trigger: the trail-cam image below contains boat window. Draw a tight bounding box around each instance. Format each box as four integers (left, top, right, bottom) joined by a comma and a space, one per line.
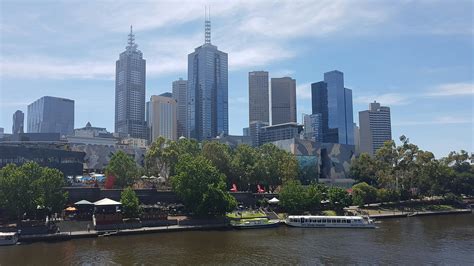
347, 220, 351, 224
317, 219, 321, 223
336, 219, 341, 223
342, 219, 346, 223
322, 219, 326, 223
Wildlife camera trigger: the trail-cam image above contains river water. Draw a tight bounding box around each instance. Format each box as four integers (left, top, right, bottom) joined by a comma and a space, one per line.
1, 214, 473, 265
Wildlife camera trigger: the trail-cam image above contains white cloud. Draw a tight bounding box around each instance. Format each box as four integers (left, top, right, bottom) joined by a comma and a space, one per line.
393, 115, 473, 126
427, 82, 474, 96
296, 82, 312, 100
0, 56, 114, 80
354, 93, 409, 106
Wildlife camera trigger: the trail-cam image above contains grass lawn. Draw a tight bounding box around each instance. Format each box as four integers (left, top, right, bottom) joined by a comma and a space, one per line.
322, 210, 337, 216
226, 210, 267, 219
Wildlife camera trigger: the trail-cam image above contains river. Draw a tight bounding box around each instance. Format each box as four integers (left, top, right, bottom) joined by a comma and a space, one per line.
1, 214, 473, 264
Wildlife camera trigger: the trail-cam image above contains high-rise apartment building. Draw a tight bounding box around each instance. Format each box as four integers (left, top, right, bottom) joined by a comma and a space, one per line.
311, 71, 354, 145
172, 78, 188, 138
303, 113, 323, 142
359, 101, 392, 156
271, 77, 296, 125
27, 96, 74, 136
187, 14, 228, 140
12, 110, 24, 134
249, 71, 269, 124
353, 123, 360, 154
115, 26, 147, 140
148, 94, 177, 142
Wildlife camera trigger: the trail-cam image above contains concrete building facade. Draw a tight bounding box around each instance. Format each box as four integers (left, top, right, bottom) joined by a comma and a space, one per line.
148, 94, 177, 141
114, 26, 147, 140
303, 113, 323, 142
257, 122, 302, 146
249, 71, 269, 124
271, 77, 296, 125
12, 110, 24, 134
359, 101, 392, 156
172, 78, 188, 138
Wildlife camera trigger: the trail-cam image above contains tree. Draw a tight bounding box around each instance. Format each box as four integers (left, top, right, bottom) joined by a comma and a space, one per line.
327, 186, 351, 212
279, 180, 307, 214
258, 143, 299, 188
231, 144, 260, 191
165, 138, 201, 177
105, 150, 138, 188
202, 141, 232, 182
145, 136, 168, 177
305, 182, 323, 211
376, 188, 399, 203
349, 153, 378, 186
121, 187, 141, 218
0, 162, 68, 220
352, 182, 377, 207
171, 155, 236, 216
36, 167, 68, 213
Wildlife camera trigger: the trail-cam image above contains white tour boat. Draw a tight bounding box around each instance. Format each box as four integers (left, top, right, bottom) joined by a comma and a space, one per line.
0, 232, 19, 245
286, 215, 375, 229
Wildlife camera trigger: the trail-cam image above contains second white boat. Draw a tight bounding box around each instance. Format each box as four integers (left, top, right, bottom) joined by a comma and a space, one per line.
286, 215, 375, 229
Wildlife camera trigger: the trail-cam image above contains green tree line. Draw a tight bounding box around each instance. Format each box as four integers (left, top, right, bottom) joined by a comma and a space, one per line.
350, 136, 473, 206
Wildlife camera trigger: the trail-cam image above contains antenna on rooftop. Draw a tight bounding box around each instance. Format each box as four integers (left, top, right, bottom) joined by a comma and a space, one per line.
205, 6, 211, 44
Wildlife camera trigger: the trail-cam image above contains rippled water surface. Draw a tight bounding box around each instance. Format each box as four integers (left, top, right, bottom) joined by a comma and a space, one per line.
1, 214, 473, 264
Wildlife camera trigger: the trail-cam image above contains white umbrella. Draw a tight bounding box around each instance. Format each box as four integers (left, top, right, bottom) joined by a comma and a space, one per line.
141, 175, 149, 179
268, 197, 280, 204
94, 198, 122, 206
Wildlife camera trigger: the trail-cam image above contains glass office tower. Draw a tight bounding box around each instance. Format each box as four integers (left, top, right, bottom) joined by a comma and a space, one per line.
187, 17, 228, 140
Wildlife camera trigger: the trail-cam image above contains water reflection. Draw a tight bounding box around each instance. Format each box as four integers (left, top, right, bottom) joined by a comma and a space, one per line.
0, 214, 472, 264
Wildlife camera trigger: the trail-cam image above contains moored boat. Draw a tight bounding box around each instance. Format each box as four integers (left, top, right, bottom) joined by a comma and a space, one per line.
231, 218, 280, 229
0, 232, 19, 246
285, 215, 375, 229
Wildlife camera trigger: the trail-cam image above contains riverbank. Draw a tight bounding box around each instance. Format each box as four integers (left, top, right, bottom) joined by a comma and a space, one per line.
367, 209, 472, 219
19, 223, 229, 242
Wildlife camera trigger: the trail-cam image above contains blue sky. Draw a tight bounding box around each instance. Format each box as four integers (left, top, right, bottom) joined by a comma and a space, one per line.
0, 0, 473, 157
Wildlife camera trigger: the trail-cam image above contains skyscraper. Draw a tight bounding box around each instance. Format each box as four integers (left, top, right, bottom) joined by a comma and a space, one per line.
115, 26, 147, 140
172, 78, 188, 138
311, 71, 354, 144
148, 94, 177, 142
249, 71, 269, 124
27, 96, 74, 136
187, 12, 228, 140
12, 110, 24, 134
271, 77, 296, 125
359, 101, 392, 156
303, 113, 323, 142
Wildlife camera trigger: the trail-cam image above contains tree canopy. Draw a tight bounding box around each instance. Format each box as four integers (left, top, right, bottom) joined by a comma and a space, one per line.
121, 187, 141, 218
0, 162, 68, 220
105, 150, 138, 188
171, 155, 236, 216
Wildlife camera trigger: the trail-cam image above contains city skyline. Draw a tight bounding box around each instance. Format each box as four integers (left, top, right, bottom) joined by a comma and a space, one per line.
0, 1, 473, 157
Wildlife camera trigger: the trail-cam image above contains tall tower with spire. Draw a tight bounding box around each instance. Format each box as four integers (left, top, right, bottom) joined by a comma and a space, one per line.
115, 25, 147, 140
187, 7, 228, 140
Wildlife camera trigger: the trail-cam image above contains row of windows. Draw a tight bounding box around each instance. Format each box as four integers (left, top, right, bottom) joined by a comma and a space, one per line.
0, 157, 81, 165
290, 218, 361, 224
